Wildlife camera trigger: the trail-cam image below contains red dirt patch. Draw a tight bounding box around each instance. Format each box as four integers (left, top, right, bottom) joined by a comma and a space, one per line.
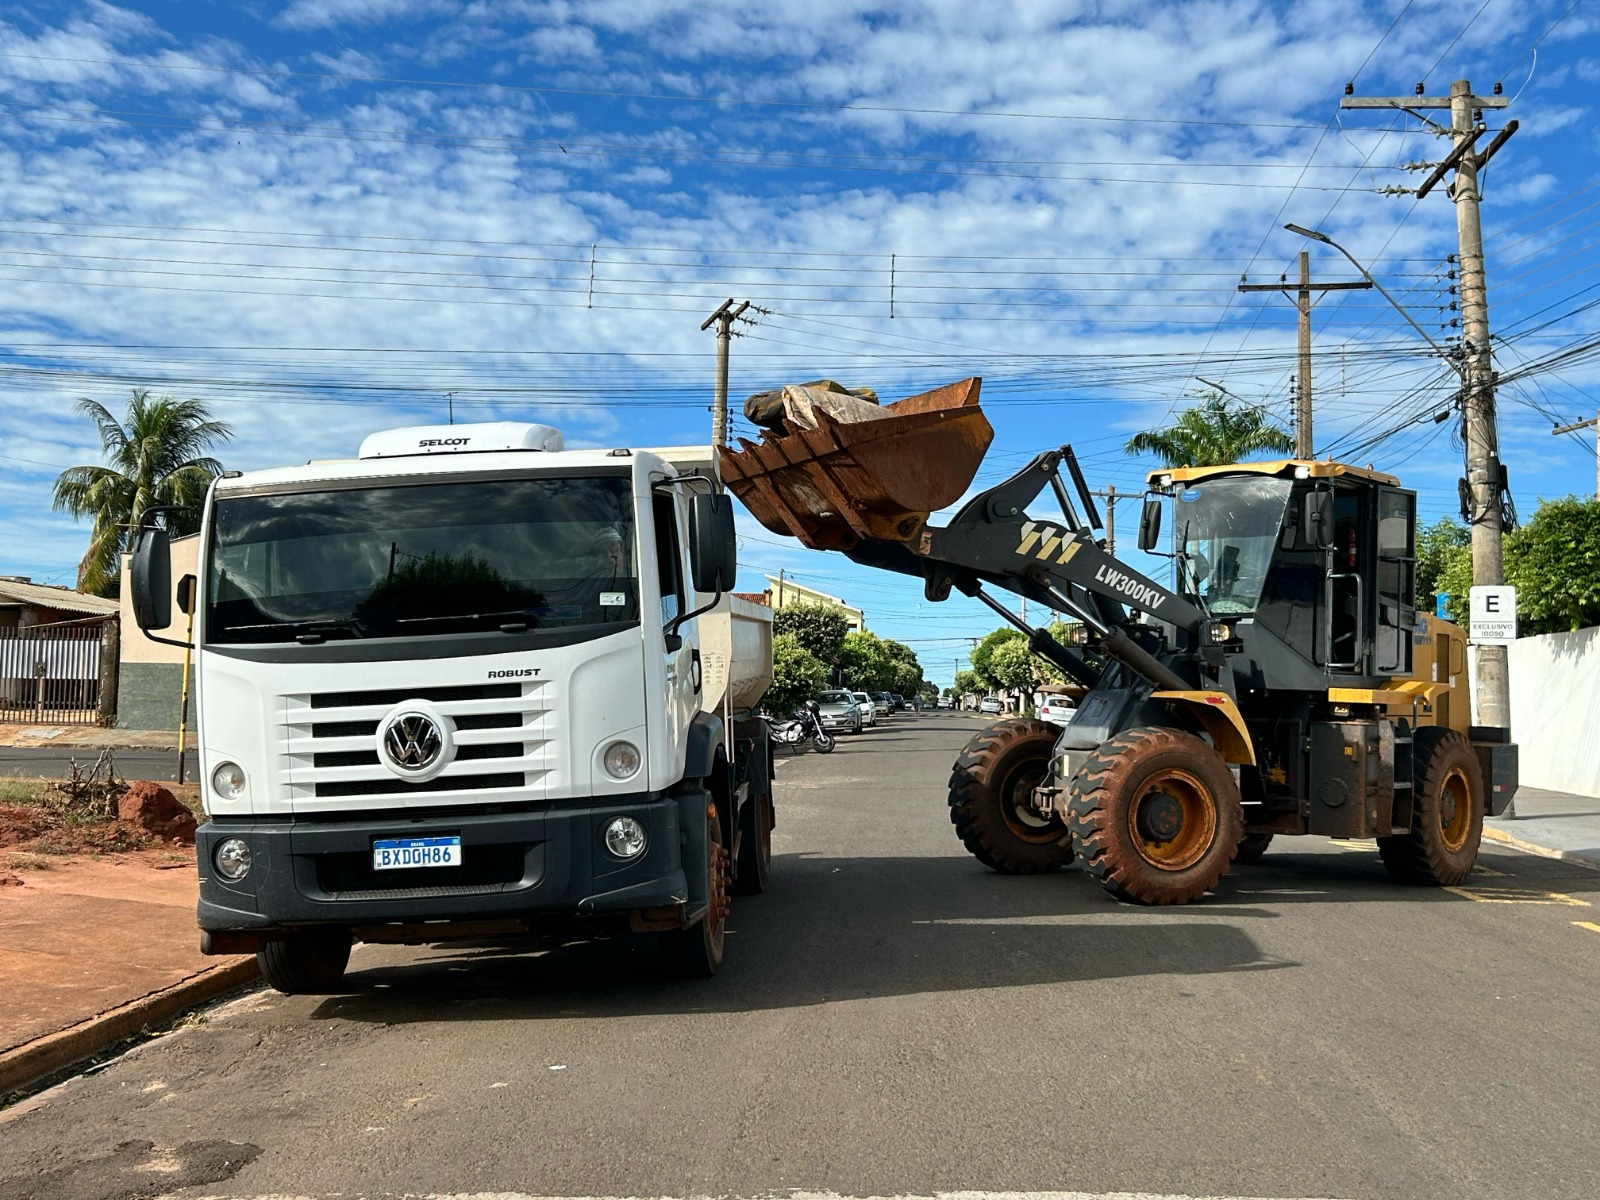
118, 781, 199, 844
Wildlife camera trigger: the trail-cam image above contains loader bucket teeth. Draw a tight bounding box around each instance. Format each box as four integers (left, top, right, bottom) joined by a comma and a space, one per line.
716, 376, 993, 550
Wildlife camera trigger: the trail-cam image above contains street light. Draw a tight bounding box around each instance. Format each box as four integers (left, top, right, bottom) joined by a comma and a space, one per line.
1284, 223, 1465, 380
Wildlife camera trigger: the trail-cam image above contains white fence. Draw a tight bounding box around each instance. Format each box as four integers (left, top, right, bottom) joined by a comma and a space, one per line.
1475, 626, 1600, 797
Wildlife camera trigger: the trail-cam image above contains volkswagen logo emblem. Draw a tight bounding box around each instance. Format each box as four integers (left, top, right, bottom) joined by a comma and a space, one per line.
382, 712, 442, 772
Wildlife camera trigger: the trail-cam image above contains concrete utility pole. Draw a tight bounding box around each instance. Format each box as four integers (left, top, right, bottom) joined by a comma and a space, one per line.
1552, 412, 1600, 498
1092, 486, 1121, 555
1342, 79, 1517, 728
701, 298, 750, 448
1238, 253, 1371, 457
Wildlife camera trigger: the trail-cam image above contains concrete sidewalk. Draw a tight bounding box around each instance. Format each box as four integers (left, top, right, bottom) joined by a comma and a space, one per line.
0, 856, 254, 1095
0, 724, 180, 751
1486, 785, 1600, 868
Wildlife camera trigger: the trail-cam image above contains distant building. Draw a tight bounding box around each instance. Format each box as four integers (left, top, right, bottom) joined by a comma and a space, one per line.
761, 575, 865, 633
0, 576, 119, 724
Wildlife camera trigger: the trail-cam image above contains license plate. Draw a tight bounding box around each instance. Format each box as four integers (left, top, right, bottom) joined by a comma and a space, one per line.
372, 836, 462, 870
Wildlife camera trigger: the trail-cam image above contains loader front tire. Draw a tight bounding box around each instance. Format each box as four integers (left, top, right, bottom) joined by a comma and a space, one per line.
948, 719, 1074, 874
1065, 726, 1243, 905
1378, 727, 1483, 886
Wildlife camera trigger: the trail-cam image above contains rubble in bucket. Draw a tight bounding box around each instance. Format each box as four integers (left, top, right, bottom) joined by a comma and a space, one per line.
717, 376, 993, 552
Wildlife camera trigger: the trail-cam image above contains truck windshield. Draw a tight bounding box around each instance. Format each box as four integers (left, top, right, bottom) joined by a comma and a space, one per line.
206, 476, 638, 643
1173, 475, 1294, 615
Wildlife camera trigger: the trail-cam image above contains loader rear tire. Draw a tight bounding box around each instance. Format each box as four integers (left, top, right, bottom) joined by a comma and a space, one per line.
1065, 726, 1243, 905
1235, 833, 1274, 864
948, 719, 1073, 874
1378, 727, 1483, 886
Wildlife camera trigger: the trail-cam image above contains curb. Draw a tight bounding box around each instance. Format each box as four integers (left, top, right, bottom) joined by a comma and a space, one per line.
0, 957, 260, 1098
1482, 825, 1600, 871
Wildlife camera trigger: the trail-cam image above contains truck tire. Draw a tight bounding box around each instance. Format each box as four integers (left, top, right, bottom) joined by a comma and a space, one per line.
257, 927, 352, 995
948, 719, 1074, 874
1065, 726, 1243, 905
1378, 727, 1484, 886
662, 806, 731, 978
733, 787, 773, 895
1235, 833, 1274, 864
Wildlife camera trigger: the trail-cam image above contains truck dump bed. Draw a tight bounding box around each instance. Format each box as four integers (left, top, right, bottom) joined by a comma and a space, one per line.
700, 594, 774, 718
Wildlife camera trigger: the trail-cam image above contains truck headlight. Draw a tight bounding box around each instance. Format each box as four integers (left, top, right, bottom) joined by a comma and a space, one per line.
214, 837, 251, 882
603, 816, 647, 859
211, 761, 247, 801
602, 741, 641, 780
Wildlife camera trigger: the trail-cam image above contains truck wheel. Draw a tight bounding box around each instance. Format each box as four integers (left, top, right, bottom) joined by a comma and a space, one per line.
1378, 727, 1484, 886
663, 806, 731, 978
948, 719, 1074, 874
1065, 726, 1243, 905
257, 927, 352, 995
1235, 833, 1274, 864
733, 788, 773, 895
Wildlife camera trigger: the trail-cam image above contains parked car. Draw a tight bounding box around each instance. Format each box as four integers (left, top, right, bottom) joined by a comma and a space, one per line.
890, 693, 909, 712
978, 696, 1002, 715
1038, 693, 1075, 725
871, 691, 896, 717
851, 691, 878, 727
936, 696, 953, 709
815, 689, 863, 733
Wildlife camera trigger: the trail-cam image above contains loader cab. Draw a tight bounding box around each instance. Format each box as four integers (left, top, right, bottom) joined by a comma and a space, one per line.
1160, 461, 1416, 684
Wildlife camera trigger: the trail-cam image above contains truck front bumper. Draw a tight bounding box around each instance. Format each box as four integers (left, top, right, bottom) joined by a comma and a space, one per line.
195, 794, 686, 940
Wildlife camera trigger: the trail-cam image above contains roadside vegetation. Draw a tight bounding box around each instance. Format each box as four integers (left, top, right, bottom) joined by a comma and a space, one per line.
0, 769, 199, 869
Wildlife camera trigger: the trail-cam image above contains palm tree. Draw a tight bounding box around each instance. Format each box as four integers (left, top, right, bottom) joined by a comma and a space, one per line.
1125, 393, 1294, 468
52, 391, 233, 596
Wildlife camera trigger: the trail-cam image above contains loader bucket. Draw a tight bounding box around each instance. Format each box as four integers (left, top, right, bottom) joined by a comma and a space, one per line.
717, 377, 992, 550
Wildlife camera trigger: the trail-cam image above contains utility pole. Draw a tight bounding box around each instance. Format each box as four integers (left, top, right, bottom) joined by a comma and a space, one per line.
1091, 486, 1120, 555
701, 298, 750, 448
1342, 79, 1516, 728
1552, 412, 1600, 498
1238, 253, 1371, 457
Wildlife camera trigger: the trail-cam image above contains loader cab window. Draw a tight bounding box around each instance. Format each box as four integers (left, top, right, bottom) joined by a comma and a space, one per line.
1173, 476, 1295, 615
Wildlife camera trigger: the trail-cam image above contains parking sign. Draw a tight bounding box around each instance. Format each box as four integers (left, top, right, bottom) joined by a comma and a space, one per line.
1469, 585, 1517, 644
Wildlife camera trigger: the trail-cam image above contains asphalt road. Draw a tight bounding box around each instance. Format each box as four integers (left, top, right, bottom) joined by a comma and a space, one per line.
0, 747, 195, 783
2, 711, 1598, 1200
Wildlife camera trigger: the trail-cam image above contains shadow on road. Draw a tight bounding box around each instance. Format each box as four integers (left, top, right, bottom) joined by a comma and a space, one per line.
310, 851, 1296, 1023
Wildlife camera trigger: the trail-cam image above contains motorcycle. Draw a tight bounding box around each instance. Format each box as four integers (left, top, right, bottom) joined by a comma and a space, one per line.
769, 699, 835, 754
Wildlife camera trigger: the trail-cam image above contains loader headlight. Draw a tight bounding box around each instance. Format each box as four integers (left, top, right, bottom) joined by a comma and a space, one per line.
1067, 623, 1090, 646
1205, 620, 1235, 644
211, 761, 247, 801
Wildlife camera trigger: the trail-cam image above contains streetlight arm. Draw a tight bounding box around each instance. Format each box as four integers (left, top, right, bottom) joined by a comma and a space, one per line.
1284, 224, 1464, 379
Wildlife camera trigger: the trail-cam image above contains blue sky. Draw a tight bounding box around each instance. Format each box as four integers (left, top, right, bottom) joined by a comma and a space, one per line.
1, 0, 1597, 687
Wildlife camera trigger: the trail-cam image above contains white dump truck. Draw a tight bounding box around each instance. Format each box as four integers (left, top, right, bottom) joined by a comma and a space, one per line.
127, 423, 776, 992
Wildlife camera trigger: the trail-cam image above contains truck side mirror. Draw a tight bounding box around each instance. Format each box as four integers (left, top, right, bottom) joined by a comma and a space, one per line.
176, 574, 197, 617
689, 493, 737, 594
1303, 491, 1334, 549
1137, 498, 1162, 551
130, 526, 173, 632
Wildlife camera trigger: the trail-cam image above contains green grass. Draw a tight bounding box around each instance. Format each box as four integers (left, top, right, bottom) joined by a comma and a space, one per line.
0, 778, 53, 807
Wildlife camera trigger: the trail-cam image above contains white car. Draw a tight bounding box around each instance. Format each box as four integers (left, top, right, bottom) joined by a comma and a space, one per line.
851, 691, 878, 726
1038, 694, 1076, 725
978, 696, 1002, 715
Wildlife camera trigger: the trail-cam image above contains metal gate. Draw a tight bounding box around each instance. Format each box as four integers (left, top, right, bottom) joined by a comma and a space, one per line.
0, 620, 108, 725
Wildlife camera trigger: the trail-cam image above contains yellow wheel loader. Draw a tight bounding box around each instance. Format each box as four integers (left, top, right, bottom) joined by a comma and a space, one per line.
719, 378, 1517, 905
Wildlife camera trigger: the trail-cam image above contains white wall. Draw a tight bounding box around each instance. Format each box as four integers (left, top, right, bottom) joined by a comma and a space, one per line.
1500, 626, 1600, 796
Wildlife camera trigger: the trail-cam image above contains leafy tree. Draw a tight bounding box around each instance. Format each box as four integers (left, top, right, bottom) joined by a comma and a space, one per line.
52, 390, 233, 596
839, 630, 896, 692
772, 602, 850, 668
969, 627, 1024, 688
988, 638, 1040, 693
1124, 393, 1293, 468
765, 632, 827, 716
1416, 517, 1470, 609
1426, 498, 1600, 635
953, 668, 979, 696
1505, 495, 1600, 634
